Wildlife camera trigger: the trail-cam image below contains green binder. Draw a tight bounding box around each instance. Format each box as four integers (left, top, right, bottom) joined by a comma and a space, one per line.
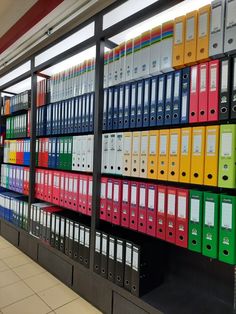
218, 124, 236, 188
59, 138, 64, 169
188, 190, 203, 253
219, 195, 236, 265
64, 137, 72, 170
202, 192, 219, 259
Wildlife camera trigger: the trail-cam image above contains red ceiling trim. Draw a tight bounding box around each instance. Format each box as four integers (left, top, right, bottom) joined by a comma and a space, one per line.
0, 0, 64, 54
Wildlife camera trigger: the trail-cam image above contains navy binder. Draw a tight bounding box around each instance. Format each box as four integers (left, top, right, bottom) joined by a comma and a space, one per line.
130, 82, 137, 128
136, 80, 144, 128
103, 89, 108, 131
143, 78, 151, 127
124, 83, 131, 129
157, 74, 166, 125
107, 87, 114, 130
150, 76, 158, 127
118, 85, 124, 129
113, 87, 119, 130
164, 71, 174, 125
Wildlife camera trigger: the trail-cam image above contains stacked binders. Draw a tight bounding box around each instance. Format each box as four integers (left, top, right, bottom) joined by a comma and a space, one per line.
35, 169, 92, 216
36, 92, 94, 136
2, 90, 31, 115
0, 191, 28, 229
35, 135, 93, 172
6, 113, 30, 139
30, 204, 91, 267
94, 230, 165, 296
1, 165, 29, 195
4, 139, 30, 165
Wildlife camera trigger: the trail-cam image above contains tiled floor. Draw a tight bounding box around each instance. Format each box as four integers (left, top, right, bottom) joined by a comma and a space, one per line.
0, 236, 102, 314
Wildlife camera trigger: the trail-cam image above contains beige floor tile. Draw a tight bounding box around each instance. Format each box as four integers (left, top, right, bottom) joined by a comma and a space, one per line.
24, 272, 60, 293
38, 284, 78, 310
55, 297, 102, 314
0, 260, 9, 272
0, 269, 20, 288
0, 247, 20, 260
0, 241, 13, 250
0, 281, 34, 308
3, 254, 32, 269
13, 262, 45, 279
1, 294, 51, 314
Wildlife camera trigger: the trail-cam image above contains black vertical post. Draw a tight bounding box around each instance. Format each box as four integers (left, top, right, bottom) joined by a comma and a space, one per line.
90, 15, 104, 271
27, 58, 37, 231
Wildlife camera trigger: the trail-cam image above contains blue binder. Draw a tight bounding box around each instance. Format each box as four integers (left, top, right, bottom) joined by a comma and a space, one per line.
85, 93, 90, 132
124, 83, 131, 129
143, 78, 151, 127
51, 137, 57, 169
150, 76, 158, 127
172, 70, 182, 125
103, 89, 108, 131
78, 96, 82, 133
130, 82, 137, 128
74, 97, 79, 133
48, 138, 53, 168
81, 95, 86, 132
89, 92, 94, 132
157, 74, 166, 125
118, 85, 124, 129
136, 80, 144, 128
46, 104, 52, 135
164, 71, 174, 125
113, 87, 119, 130
56, 138, 60, 169
107, 87, 114, 130
181, 67, 190, 124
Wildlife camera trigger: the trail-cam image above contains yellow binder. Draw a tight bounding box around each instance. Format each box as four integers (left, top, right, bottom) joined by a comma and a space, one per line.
179, 128, 192, 183
204, 125, 219, 186
122, 132, 132, 177
191, 126, 206, 185
197, 5, 211, 62
9, 140, 16, 164
131, 131, 141, 177
147, 130, 159, 179
168, 128, 181, 182
157, 129, 169, 181
184, 10, 198, 65
173, 15, 186, 68
140, 131, 149, 178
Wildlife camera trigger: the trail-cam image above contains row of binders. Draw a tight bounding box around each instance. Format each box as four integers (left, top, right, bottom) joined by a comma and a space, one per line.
104, 0, 236, 87
6, 113, 30, 139
36, 93, 94, 136
4, 139, 30, 166
100, 178, 236, 265
1, 165, 29, 195
2, 91, 31, 116
49, 58, 95, 103
36, 135, 94, 172
35, 169, 92, 216
30, 204, 90, 267
102, 125, 236, 188
94, 231, 164, 297
37, 79, 49, 107
103, 56, 236, 131
0, 190, 28, 230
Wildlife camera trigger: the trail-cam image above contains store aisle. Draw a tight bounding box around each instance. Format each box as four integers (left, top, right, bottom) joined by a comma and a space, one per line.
0, 236, 101, 314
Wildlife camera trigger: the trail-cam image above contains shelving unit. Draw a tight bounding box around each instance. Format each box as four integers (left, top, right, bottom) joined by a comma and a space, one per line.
0, 1, 236, 313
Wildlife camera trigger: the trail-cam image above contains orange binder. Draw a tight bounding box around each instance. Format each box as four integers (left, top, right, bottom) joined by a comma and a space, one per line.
184, 11, 198, 65
173, 16, 186, 68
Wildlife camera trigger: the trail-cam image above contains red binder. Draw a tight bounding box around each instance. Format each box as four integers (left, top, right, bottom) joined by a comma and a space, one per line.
208, 59, 219, 121
146, 184, 157, 237
40, 169, 45, 200
52, 171, 60, 205
81, 175, 88, 215
189, 65, 199, 123
34, 169, 40, 198
47, 170, 53, 203
156, 185, 167, 240
25, 167, 29, 195
38, 139, 43, 167
63, 173, 69, 208
42, 138, 49, 168
129, 181, 139, 231
67, 173, 75, 210
78, 175, 83, 213
87, 176, 93, 216
176, 188, 189, 248
198, 62, 209, 122
100, 177, 108, 221
121, 180, 130, 228
106, 178, 113, 223
71, 174, 79, 211
138, 183, 147, 234
112, 179, 122, 225
166, 187, 177, 244
60, 172, 65, 207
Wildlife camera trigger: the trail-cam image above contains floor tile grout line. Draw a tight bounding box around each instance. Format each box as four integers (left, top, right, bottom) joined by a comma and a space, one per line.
0, 290, 35, 310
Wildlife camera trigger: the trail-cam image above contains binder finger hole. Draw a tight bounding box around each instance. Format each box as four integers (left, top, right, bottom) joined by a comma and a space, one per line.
171, 171, 175, 176
233, 105, 236, 112
191, 112, 195, 116
117, 276, 121, 282
95, 265, 98, 270
125, 280, 129, 285
102, 269, 105, 274
223, 250, 229, 256
221, 107, 227, 113
132, 285, 136, 291
179, 235, 184, 241
192, 240, 197, 245
207, 174, 213, 179
182, 172, 186, 177
109, 272, 112, 278
200, 110, 205, 116
194, 173, 198, 178
206, 244, 211, 251
160, 170, 164, 175
210, 109, 215, 114
158, 228, 163, 233
223, 175, 228, 181
169, 232, 173, 237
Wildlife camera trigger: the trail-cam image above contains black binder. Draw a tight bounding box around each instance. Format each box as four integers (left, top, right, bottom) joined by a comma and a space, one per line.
59, 216, 65, 253
231, 55, 236, 119
101, 233, 108, 278
219, 57, 231, 120
115, 238, 125, 287
73, 222, 79, 262
64, 218, 70, 256
68, 220, 74, 259
50, 212, 56, 247
83, 227, 90, 268
54, 215, 60, 250
79, 225, 85, 265
124, 241, 132, 291
94, 231, 102, 274
108, 235, 116, 282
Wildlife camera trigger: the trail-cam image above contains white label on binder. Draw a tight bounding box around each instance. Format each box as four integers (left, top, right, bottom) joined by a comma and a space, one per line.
123, 183, 128, 202
116, 241, 123, 262
207, 134, 216, 155
186, 17, 195, 41
178, 196, 186, 219
149, 135, 156, 154
133, 136, 139, 154
191, 67, 197, 93
109, 238, 115, 259
181, 134, 189, 155
74, 224, 79, 241
95, 233, 101, 252
132, 246, 139, 271
166, 76, 172, 99
107, 182, 112, 199
200, 67, 206, 92
182, 95, 187, 118
170, 134, 178, 155
222, 202, 232, 229
158, 192, 165, 213
221, 61, 228, 92
193, 134, 202, 155
167, 194, 176, 215
205, 201, 215, 227
139, 187, 146, 207
222, 133, 232, 157
126, 244, 132, 266
124, 137, 131, 153
199, 12, 208, 37
158, 79, 164, 101
160, 135, 167, 155
174, 74, 180, 97
211, 5, 222, 32
141, 135, 148, 154
210, 66, 217, 92
102, 235, 107, 255
85, 229, 90, 247
190, 199, 200, 222
131, 186, 137, 205
234, 59, 236, 90
227, 0, 236, 28
175, 21, 183, 44
148, 189, 155, 210
151, 79, 156, 102
113, 184, 119, 202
